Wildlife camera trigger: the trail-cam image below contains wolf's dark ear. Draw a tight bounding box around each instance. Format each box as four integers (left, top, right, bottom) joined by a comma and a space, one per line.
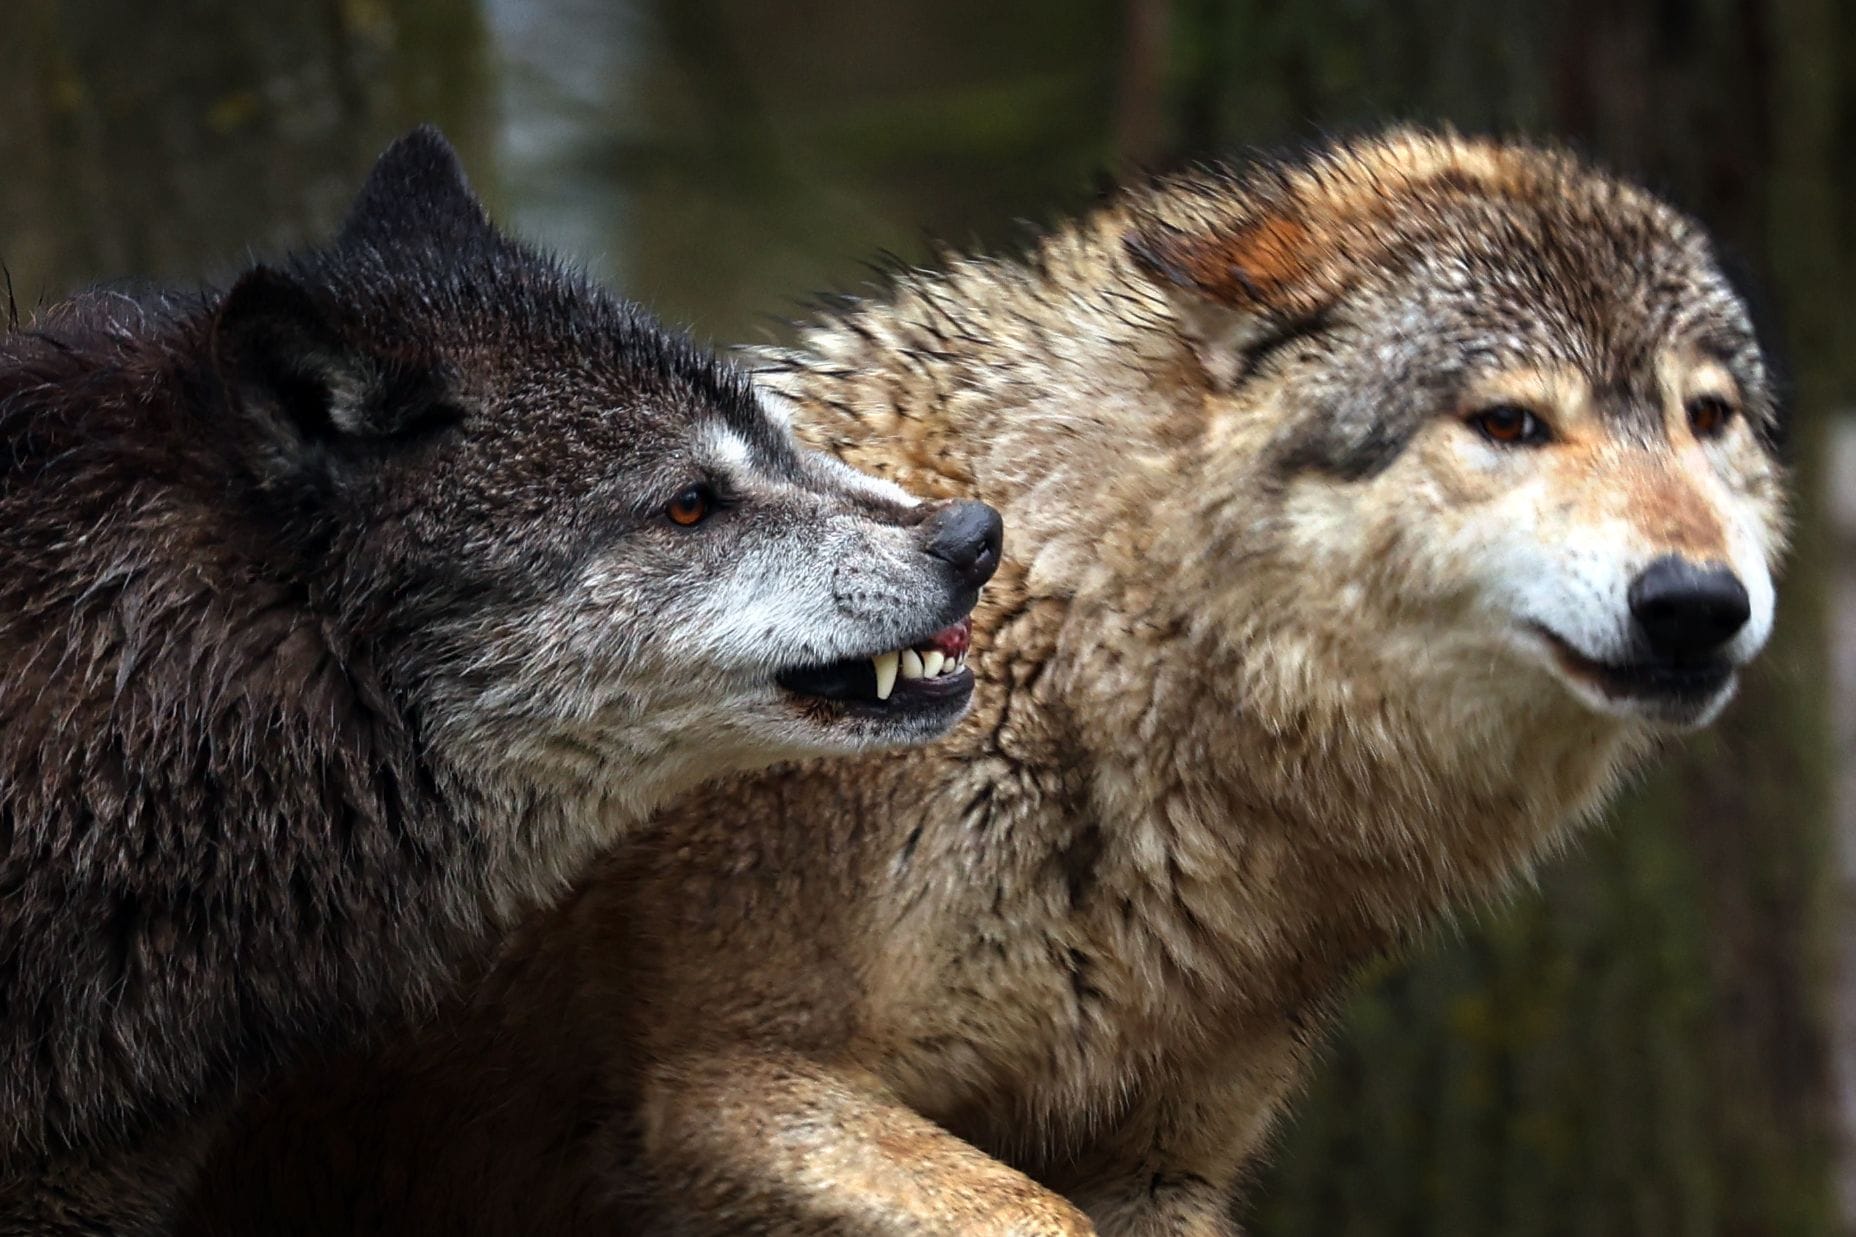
337, 125, 496, 253
1125, 207, 1338, 390
212, 266, 459, 480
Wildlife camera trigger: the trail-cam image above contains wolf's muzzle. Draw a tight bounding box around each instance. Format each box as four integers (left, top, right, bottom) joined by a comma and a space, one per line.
923, 500, 1004, 588
1627, 556, 1750, 662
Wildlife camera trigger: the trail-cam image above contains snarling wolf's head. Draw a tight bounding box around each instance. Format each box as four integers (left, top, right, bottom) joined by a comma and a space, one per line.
208, 129, 999, 803
1127, 130, 1784, 731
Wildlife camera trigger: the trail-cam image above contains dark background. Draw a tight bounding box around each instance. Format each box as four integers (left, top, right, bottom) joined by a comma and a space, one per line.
4, 2, 1852, 1232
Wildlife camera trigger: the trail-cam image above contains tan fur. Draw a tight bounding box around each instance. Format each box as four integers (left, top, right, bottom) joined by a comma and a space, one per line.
181, 130, 1787, 1236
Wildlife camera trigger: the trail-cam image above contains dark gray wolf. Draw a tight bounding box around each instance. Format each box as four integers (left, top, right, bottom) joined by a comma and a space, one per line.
0, 126, 999, 1233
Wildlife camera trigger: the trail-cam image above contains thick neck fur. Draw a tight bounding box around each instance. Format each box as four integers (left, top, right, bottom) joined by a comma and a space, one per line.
759, 205, 1649, 1093
0, 302, 589, 1157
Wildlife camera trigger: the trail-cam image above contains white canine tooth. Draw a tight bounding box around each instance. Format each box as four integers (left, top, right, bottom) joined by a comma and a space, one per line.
873, 650, 900, 701
921, 650, 946, 678
900, 649, 924, 680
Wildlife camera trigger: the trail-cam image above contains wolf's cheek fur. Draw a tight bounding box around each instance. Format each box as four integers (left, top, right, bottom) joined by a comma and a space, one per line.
423, 497, 983, 773
1702, 421, 1791, 657
684, 520, 947, 671
1263, 433, 1532, 716
1264, 417, 1780, 732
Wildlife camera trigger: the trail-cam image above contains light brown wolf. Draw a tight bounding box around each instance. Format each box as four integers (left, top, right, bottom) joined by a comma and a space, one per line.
181, 129, 1787, 1236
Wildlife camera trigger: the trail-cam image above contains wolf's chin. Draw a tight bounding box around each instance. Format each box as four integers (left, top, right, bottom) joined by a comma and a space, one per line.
1552, 666, 1738, 730
1522, 625, 1740, 730
771, 678, 975, 752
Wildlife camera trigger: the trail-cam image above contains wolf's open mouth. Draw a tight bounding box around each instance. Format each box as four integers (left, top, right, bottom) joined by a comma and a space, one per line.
1532, 625, 1732, 703
777, 618, 974, 708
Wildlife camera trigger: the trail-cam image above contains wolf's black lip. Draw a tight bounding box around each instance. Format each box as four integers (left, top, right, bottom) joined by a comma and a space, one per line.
776, 662, 974, 712
1530, 625, 1733, 701
776, 659, 868, 701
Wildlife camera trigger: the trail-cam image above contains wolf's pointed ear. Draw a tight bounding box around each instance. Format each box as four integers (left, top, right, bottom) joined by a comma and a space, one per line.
337, 125, 495, 252
1125, 209, 1336, 390
212, 266, 458, 481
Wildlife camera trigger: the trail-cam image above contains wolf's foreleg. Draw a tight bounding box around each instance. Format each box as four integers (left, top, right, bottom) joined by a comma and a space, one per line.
1054, 1051, 1295, 1237
636, 1050, 1096, 1235
1060, 1138, 1245, 1237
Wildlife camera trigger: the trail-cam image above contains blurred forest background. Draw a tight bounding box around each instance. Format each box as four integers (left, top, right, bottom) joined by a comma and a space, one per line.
3, 1, 1853, 1232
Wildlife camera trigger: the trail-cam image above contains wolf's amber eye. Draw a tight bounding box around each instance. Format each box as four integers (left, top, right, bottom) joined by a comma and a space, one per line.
1687, 394, 1735, 440
1467, 404, 1551, 447
665, 485, 713, 527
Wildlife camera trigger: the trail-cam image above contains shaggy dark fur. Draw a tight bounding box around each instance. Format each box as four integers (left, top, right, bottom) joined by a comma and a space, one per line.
0, 127, 781, 1232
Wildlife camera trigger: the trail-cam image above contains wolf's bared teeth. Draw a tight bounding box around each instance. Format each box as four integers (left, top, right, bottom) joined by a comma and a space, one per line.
900, 649, 924, 681
941, 656, 959, 676
873, 651, 900, 701
920, 650, 945, 678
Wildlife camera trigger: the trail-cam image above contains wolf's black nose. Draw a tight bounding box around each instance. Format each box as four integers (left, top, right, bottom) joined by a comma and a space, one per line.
923, 500, 1004, 588
1628, 556, 1749, 660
